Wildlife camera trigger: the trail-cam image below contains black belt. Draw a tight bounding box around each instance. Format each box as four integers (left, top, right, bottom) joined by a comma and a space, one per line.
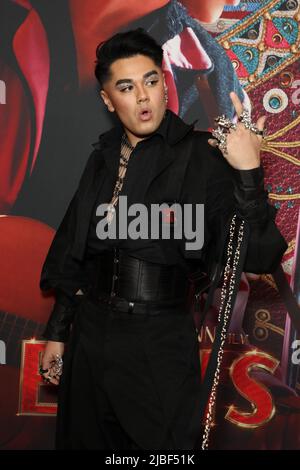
94, 293, 188, 315
89, 248, 190, 314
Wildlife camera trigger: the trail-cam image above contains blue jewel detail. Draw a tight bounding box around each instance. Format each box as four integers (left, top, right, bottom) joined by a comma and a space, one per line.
273, 17, 298, 44
232, 45, 259, 74
269, 96, 281, 110
292, 110, 298, 118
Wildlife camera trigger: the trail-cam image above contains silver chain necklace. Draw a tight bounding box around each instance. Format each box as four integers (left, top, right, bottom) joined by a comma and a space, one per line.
106, 133, 135, 225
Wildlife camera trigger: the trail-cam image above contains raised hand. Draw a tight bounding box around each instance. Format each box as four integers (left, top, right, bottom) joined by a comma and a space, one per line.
208, 91, 267, 170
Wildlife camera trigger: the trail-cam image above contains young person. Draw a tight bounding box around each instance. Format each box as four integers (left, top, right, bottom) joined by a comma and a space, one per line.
39, 28, 287, 450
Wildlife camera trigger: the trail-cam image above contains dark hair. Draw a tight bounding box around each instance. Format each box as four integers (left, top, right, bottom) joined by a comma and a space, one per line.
94, 28, 163, 87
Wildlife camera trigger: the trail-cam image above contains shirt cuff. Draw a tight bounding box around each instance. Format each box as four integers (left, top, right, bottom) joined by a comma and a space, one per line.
232, 165, 264, 188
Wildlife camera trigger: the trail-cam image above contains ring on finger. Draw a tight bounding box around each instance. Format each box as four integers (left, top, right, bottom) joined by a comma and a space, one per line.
217, 140, 228, 155
211, 128, 228, 155
238, 110, 266, 137
214, 114, 237, 131
51, 354, 63, 377
252, 128, 266, 137
39, 366, 48, 376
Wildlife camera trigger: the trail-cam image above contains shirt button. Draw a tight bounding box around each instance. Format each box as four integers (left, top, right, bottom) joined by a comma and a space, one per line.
113, 275, 118, 280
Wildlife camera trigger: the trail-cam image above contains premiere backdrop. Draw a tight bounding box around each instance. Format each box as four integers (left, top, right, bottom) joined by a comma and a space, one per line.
0, 0, 300, 449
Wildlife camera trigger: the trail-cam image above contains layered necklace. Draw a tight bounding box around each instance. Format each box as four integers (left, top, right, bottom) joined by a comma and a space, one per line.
106, 133, 135, 225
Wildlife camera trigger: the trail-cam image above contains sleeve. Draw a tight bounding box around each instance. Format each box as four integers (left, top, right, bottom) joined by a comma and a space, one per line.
204, 137, 288, 274
39, 148, 99, 342
39, 190, 89, 342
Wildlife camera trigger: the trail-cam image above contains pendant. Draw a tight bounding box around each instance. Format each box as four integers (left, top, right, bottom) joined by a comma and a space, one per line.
106, 203, 116, 225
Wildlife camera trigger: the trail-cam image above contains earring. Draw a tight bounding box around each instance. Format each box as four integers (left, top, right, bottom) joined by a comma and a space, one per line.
164, 87, 168, 104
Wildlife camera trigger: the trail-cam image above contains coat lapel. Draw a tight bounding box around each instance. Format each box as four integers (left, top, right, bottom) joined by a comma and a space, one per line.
100, 126, 123, 180
72, 125, 124, 260
143, 112, 195, 194
71, 155, 105, 261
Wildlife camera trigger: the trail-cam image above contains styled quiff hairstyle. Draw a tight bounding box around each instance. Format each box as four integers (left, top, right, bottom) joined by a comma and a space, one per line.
95, 28, 163, 88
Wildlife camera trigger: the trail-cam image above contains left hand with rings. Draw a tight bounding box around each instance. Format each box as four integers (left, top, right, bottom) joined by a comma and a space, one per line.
39, 341, 65, 386
208, 91, 267, 171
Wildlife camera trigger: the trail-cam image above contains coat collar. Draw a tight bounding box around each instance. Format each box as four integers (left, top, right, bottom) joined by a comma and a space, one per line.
92, 109, 195, 150
92, 109, 195, 180
91, 109, 195, 181
157, 109, 196, 145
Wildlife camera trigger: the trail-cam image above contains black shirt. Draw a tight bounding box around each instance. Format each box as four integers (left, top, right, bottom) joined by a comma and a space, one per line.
87, 109, 263, 267
87, 114, 175, 262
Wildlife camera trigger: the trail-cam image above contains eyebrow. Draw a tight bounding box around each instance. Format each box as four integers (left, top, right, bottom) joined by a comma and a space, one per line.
115, 70, 159, 87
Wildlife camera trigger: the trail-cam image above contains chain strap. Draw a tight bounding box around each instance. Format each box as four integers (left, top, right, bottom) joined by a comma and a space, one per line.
201, 214, 245, 450
106, 134, 134, 225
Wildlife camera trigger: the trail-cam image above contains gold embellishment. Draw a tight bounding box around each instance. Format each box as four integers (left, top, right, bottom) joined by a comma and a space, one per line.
268, 193, 300, 200
260, 273, 278, 291
254, 309, 285, 341
259, 116, 300, 209
217, 1, 300, 92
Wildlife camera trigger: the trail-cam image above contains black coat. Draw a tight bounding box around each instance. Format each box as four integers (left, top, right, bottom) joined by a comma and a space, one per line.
40, 110, 287, 342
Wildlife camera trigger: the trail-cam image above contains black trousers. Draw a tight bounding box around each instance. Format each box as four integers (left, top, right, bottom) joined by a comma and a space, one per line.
55, 295, 202, 450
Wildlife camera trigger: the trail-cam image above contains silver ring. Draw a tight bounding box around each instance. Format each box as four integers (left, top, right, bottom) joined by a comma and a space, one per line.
252, 128, 266, 137
238, 110, 265, 137
214, 114, 237, 131
51, 354, 63, 377
211, 127, 229, 155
